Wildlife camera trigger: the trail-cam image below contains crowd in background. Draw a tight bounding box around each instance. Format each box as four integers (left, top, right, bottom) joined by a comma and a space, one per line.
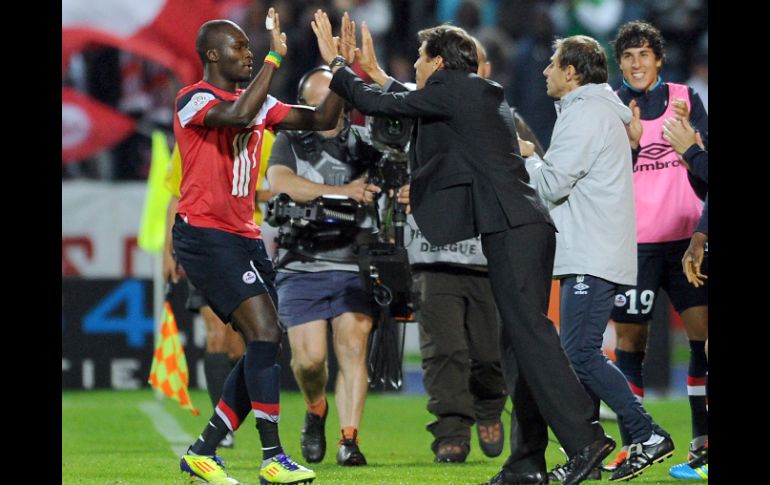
61, 0, 707, 181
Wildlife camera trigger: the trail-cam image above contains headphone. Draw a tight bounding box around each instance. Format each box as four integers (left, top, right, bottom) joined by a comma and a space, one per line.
296, 65, 333, 104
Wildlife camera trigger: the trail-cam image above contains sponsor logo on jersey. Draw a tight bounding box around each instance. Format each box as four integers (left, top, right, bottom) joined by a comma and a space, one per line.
614, 294, 627, 307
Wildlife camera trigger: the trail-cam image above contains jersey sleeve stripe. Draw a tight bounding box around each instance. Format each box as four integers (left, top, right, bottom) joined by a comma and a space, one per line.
177, 89, 220, 128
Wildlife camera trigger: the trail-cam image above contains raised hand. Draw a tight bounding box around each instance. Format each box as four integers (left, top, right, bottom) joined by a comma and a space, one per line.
310, 9, 338, 65
266, 7, 287, 57
339, 11, 356, 64
356, 21, 388, 85
626, 98, 643, 149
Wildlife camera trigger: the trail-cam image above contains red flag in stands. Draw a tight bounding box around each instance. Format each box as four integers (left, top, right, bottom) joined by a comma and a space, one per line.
62, 88, 136, 164
62, 0, 218, 85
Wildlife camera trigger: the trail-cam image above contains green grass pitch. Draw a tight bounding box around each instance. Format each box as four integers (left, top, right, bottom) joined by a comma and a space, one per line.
63, 390, 696, 484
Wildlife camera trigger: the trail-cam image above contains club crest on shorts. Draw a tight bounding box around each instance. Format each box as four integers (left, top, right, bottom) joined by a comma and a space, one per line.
614, 294, 627, 307
243, 271, 257, 284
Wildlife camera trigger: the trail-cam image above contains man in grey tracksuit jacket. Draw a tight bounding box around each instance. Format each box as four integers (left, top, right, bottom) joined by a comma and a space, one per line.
523, 35, 673, 480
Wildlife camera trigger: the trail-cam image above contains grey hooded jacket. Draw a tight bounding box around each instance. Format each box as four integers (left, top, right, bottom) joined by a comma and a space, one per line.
525, 83, 637, 285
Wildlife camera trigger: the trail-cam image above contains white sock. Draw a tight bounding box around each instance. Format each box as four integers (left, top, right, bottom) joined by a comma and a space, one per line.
642, 432, 664, 446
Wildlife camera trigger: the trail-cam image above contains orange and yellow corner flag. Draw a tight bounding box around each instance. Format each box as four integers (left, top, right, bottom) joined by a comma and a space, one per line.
148, 301, 199, 415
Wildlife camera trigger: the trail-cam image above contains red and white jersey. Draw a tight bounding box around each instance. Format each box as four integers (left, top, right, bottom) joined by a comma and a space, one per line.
173, 80, 291, 238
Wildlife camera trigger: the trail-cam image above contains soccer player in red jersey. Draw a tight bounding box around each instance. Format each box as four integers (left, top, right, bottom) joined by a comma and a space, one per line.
175, 9, 357, 484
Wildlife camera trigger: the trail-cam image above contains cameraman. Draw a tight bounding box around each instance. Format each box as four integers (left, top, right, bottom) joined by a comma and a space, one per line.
266, 65, 380, 467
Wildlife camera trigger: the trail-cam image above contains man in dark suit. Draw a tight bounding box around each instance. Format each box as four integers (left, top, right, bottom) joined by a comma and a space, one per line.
319, 17, 616, 485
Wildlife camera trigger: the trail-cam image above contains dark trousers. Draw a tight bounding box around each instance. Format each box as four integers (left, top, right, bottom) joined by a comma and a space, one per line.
414, 269, 507, 451
482, 223, 600, 473
559, 275, 656, 444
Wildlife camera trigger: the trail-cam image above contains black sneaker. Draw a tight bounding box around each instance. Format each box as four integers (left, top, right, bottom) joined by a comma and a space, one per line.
336, 430, 367, 466
609, 435, 675, 481
561, 433, 616, 485
300, 401, 327, 463
548, 463, 601, 482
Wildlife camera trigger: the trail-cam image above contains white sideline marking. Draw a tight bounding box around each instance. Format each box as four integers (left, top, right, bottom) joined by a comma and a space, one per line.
139, 400, 193, 457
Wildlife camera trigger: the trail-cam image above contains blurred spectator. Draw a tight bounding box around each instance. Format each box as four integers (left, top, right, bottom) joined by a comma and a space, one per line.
337, 0, 392, 39
648, 0, 707, 82
506, 4, 558, 149
113, 52, 178, 180
552, 0, 625, 83
436, 0, 500, 28
387, 54, 416, 83
686, 49, 708, 113
498, 0, 541, 41
448, 1, 513, 87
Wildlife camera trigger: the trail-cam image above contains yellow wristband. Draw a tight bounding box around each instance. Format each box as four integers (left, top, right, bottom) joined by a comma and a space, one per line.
264, 51, 282, 69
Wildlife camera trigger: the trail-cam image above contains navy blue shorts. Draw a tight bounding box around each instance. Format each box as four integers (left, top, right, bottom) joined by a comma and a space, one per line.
275, 271, 373, 327
610, 239, 708, 323
172, 215, 277, 324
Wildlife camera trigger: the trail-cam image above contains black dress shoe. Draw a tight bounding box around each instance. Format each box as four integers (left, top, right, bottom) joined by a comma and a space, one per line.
300, 401, 327, 463
562, 434, 616, 485
480, 469, 548, 484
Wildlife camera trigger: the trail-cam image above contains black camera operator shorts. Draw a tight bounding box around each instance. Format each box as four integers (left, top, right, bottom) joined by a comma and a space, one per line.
275, 271, 373, 327
172, 215, 278, 324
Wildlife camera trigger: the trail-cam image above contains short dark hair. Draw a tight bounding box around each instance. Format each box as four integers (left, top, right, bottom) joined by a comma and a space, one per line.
612, 20, 665, 65
417, 25, 478, 73
196, 20, 241, 65
553, 35, 608, 85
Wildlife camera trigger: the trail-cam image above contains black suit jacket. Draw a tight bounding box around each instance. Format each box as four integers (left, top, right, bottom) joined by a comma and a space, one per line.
330, 67, 553, 246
